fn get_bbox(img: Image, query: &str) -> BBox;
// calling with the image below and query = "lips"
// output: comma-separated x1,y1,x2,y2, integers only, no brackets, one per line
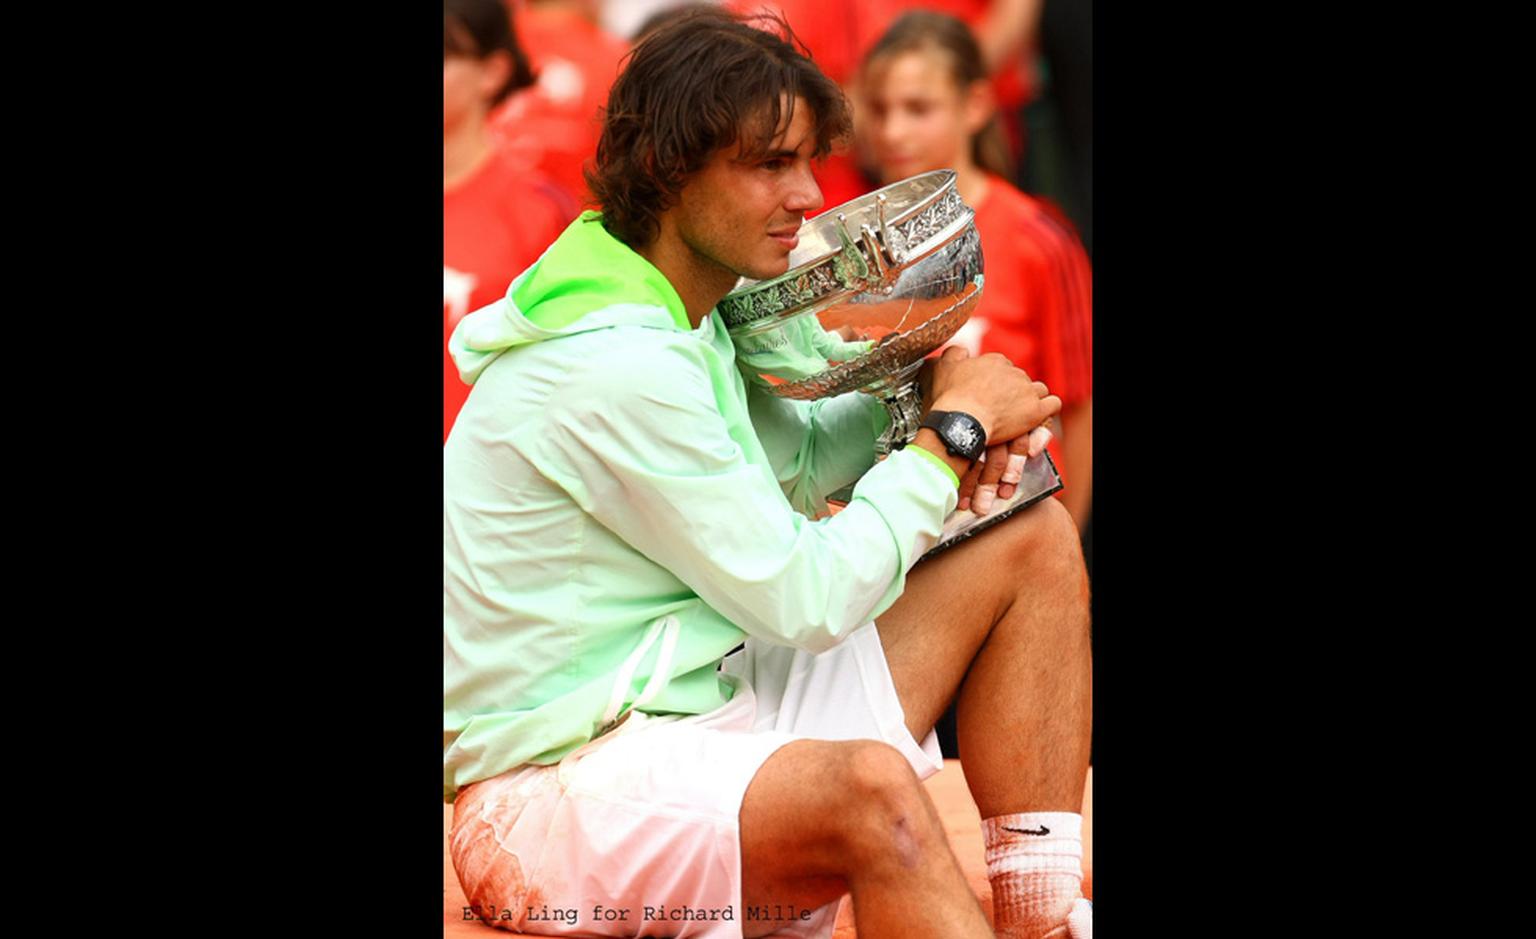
768,224,800,251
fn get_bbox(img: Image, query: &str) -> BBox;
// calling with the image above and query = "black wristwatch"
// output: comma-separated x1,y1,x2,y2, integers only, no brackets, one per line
919,410,987,462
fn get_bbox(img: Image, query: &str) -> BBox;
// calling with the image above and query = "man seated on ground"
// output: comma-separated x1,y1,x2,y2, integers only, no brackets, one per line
444,10,1092,938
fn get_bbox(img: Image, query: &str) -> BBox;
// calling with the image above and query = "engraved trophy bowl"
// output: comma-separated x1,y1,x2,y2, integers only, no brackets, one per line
719,170,1062,552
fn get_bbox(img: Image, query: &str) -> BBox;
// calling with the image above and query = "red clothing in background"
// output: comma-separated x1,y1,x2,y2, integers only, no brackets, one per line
489,6,629,207
444,145,573,441
964,175,1092,476
811,152,875,216
727,0,861,85
725,0,1035,110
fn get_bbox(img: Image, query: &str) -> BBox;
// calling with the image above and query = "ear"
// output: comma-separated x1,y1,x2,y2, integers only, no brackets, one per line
963,78,995,136
478,50,513,100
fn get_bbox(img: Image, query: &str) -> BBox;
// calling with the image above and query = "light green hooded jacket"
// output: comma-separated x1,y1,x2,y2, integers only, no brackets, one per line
443,213,959,802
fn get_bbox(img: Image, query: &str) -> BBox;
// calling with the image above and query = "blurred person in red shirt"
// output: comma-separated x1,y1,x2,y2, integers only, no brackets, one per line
445,0,576,442
860,11,1092,526
487,1,630,206
726,0,1043,208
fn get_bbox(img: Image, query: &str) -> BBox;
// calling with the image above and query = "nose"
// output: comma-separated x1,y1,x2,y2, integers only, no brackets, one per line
786,161,823,215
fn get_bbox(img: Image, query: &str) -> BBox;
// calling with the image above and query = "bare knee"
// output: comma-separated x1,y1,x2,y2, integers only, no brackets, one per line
1020,495,1081,553
990,498,1083,589
836,740,921,803
981,498,1090,641
827,741,943,869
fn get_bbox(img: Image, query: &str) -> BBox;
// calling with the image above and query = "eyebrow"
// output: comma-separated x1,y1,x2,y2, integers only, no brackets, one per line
733,146,799,165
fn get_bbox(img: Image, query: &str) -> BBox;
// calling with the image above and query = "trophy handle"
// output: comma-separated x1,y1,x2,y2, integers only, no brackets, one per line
835,194,905,293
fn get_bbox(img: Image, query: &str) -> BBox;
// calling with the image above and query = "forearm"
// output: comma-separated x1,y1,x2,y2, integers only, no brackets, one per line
545,343,959,652
748,388,890,513
581,444,959,653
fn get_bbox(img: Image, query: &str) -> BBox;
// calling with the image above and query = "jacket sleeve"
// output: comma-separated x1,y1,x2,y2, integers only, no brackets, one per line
536,333,957,654
746,387,890,517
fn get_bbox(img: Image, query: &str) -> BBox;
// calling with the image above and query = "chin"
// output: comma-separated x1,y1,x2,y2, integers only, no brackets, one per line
744,256,792,282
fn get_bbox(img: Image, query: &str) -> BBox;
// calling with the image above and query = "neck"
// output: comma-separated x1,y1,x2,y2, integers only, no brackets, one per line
444,116,492,190
636,223,740,329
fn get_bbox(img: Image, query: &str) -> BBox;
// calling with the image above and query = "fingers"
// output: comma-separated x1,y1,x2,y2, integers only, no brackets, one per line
997,436,1030,499
956,451,985,512
970,443,1010,515
1027,423,1054,459
930,346,971,413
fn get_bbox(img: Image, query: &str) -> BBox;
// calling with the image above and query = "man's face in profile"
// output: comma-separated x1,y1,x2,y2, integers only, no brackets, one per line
668,96,826,284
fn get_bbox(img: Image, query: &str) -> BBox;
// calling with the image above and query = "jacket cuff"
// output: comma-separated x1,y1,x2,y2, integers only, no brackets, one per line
905,443,961,488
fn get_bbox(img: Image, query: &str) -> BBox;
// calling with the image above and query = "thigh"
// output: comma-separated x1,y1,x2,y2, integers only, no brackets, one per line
448,766,572,931
724,625,944,779
874,498,1066,742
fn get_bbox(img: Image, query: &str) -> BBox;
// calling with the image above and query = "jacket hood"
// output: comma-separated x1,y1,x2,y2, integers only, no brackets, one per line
449,212,691,385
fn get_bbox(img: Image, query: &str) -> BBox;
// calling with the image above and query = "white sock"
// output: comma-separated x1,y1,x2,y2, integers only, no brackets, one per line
982,811,1090,939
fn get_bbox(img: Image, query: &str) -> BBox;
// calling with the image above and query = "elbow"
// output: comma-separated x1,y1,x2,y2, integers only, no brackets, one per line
733,600,849,654
758,604,858,655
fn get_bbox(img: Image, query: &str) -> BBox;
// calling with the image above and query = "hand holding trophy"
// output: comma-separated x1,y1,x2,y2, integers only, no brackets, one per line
719,170,1062,554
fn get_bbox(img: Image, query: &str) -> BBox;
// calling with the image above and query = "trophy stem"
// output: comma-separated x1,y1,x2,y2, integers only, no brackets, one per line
874,381,925,456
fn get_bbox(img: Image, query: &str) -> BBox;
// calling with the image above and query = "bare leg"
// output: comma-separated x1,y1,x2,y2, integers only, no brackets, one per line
738,738,992,938
876,497,1092,817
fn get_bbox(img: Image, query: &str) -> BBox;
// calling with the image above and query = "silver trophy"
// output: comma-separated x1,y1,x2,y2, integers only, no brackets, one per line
720,170,1062,553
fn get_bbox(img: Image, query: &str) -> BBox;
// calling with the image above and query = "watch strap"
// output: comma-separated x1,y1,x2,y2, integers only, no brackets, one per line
920,410,987,462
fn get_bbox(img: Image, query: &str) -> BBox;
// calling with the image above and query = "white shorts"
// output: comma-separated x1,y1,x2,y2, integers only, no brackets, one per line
448,622,943,939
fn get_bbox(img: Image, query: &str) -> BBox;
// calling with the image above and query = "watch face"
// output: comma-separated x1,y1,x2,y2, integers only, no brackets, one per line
945,414,983,454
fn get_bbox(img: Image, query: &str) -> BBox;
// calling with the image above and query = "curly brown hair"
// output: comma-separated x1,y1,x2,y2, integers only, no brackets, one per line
586,8,851,249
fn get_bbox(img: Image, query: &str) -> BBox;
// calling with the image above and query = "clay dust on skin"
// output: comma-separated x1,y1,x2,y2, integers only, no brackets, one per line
451,782,530,928
456,846,529,925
